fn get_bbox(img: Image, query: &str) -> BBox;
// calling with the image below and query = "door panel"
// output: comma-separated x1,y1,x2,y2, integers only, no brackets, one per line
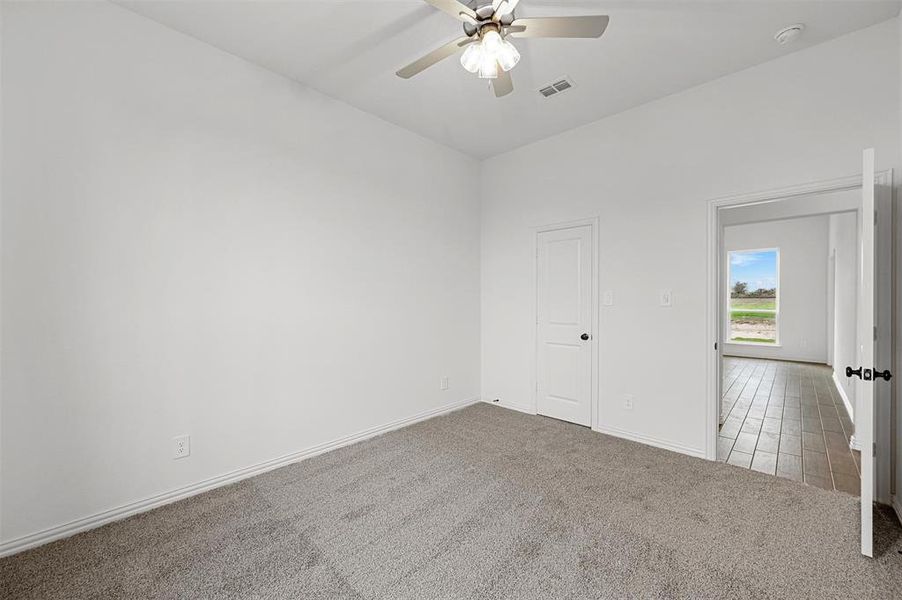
546,342,580,402
537,225,593,426
547,239,582,324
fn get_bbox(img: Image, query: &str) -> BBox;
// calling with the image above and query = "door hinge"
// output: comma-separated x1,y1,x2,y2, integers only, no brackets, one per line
873,442,877,457
874,326,877,341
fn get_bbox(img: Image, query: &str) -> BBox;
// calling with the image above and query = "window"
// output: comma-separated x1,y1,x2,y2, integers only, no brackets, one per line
727,249,779,344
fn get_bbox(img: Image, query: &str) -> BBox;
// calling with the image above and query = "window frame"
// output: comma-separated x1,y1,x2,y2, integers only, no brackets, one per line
725,247,781,347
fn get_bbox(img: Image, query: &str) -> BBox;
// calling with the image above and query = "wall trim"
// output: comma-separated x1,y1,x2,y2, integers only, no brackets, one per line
486,399,535,415
594,424,706,460
0,396,480,558
893,496,902,526
831,370,855,424
492,401,707,460
723,351,827,364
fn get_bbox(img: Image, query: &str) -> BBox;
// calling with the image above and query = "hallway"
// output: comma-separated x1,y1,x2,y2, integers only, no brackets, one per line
717,357,860,495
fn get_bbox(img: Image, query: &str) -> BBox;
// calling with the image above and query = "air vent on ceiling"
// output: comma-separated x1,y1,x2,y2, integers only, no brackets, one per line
538,77,576,98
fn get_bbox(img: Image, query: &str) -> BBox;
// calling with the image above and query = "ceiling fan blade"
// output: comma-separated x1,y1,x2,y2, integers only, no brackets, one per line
424,0,479,24
493,0,521,20
396,36,475,79
507,15,609,38
493,66,513,98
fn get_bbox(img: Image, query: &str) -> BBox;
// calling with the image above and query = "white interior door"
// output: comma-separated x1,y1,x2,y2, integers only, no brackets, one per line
855,148,877,557
536,225,593,426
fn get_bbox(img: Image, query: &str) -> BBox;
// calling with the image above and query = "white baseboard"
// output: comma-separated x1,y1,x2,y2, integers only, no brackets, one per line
485,399,535,415
831,371,855,423
0,396,479,558
722,351,826,364
594,424,707,460
893,496,902,526
491,403,706,460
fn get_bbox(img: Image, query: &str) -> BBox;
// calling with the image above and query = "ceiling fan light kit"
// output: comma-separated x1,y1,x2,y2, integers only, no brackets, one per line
459,26,520,78
397,0,609,98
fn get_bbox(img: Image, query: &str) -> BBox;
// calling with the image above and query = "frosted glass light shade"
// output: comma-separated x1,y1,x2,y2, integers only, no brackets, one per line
497,40,520,71
482,30,503,54
460,43,482,74
478,52,498,79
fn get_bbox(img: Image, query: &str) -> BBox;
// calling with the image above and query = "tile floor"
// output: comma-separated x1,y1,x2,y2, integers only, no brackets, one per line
717,356,861,495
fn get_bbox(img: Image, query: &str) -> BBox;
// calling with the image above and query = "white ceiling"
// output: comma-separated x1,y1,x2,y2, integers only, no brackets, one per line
117,0,900,158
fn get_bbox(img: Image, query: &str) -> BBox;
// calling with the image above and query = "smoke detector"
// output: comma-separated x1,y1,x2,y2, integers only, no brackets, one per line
774,24,804,45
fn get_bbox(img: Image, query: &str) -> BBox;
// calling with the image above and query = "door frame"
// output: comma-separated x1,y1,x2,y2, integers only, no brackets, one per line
532,217,600,429
704,172,893,462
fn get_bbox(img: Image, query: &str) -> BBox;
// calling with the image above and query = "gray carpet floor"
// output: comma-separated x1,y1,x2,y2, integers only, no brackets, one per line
3,403,902,599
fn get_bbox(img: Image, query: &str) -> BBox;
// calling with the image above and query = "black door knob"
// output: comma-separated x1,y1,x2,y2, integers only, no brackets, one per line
873,369,893,381
580,333,590,341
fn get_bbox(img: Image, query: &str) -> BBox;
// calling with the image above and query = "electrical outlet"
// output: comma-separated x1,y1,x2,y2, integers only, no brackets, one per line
603,290,614,306
172,435,190,459
440,376,449,391
659,290,673,307
623,394,635,410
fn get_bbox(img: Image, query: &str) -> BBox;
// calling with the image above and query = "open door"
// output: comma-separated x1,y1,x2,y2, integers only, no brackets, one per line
856,148,876,557
851,148,894,557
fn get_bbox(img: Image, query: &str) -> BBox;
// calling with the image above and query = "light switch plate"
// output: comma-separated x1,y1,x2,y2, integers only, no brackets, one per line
603,290,614,306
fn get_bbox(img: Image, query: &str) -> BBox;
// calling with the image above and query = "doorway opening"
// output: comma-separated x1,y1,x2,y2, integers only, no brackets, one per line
705,159,896,557
717,204,860,493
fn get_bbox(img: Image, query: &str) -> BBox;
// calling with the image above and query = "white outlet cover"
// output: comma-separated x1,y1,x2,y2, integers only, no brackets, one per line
173,435,190,459
440,376,449,390
659,290,673,307
603,290,614,306
623,394,635,410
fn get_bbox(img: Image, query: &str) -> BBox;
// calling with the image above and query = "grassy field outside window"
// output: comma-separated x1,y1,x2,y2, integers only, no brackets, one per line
728,249,779,344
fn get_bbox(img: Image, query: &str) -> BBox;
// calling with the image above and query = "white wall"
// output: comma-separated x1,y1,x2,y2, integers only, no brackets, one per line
0,1,480,548
722,216,828,363
480,19,900,456
828,212,858,418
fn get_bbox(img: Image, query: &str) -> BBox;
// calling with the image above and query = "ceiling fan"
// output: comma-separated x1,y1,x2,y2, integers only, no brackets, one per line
396,0,609,98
